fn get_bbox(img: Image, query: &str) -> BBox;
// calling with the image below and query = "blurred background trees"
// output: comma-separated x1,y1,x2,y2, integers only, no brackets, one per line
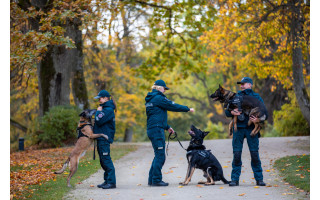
10,0,310,150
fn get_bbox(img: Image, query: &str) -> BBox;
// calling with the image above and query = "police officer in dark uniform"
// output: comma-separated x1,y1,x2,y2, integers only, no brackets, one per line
225,77,268,187
145,80,194,186
93,90,117,189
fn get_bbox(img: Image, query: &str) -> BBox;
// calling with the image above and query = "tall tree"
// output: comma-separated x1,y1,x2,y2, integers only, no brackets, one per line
11,0,92,116
202,0,310,124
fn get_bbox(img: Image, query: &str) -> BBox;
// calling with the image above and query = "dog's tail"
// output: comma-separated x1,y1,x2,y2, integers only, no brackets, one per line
54,157,70,174
221,176,230,184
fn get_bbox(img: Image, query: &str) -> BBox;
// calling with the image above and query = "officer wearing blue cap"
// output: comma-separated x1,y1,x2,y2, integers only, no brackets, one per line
225,77,267,187
145,79,194,186
93,90,117,189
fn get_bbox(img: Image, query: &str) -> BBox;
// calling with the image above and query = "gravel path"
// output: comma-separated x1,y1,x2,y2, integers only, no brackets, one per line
64,136,310,200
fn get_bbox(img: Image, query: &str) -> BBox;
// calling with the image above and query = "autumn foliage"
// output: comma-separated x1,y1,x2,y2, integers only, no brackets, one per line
10,147,74,199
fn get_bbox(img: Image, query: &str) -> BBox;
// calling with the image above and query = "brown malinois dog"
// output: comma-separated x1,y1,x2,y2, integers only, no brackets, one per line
54,109,108,187
210,85,267,136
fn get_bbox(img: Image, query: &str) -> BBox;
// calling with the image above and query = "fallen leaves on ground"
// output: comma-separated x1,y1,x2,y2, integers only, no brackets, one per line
238,193,246,196
10,147,76,199
161,194,167,196
196,185,204,188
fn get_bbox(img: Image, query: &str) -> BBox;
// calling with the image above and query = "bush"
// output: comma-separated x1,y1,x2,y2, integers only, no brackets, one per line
205,121,227,139
273,91,309,136
38,105,81,147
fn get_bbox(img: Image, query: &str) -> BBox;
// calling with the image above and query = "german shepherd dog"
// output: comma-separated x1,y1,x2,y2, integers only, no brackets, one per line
54,109,108,187
210,85,267,136
179,125,229,186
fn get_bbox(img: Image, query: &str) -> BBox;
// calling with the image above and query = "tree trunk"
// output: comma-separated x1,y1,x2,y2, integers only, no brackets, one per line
123,127,133,142
69,18,89,110
290,1,310,125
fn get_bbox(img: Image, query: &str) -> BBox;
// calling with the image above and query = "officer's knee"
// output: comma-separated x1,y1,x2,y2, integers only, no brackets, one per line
233,151,242,166
250,151,260,164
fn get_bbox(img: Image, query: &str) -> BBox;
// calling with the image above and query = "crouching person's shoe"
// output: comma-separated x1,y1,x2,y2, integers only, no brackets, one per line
97,182,107,188
102,183,116,189
256,180,266,186
229,180,239,186
151,181,169,187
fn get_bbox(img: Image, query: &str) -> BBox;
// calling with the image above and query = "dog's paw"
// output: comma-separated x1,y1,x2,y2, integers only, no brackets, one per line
179,182,187,186
197,181,206,184
250,132,257,137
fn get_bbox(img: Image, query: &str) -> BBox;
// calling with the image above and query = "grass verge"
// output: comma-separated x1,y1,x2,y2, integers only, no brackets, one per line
11,144,138,199
274,154,310,192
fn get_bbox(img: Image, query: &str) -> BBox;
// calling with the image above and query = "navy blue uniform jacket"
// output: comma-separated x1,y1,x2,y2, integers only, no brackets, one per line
225,89,268,128
93,100,116,143
145,89,190,130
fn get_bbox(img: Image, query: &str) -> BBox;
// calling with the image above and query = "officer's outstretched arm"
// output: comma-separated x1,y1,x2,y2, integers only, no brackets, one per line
158,97,190,112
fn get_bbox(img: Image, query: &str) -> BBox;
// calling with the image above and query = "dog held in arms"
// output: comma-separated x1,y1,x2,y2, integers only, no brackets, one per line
54,109,108,187
179,125,230,186
210,85,267,136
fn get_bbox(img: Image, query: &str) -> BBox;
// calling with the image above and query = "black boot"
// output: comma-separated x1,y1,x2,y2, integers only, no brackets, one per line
256,180,266,186
229,180,239,186
97,182,107,188
151,181,169,186
101,183,116,189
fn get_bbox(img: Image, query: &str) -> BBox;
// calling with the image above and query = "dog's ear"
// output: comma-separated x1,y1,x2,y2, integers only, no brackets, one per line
203,131,210,137
79,111,85,117
219,84,225,93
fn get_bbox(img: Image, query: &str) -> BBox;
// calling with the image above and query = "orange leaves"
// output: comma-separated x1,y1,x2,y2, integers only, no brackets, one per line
10,147,74,199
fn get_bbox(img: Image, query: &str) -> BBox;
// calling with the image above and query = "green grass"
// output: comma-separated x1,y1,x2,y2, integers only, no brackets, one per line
274,154,310,192
27,144,138,200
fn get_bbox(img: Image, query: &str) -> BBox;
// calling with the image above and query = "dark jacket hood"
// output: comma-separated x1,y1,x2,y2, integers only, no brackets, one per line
100,100,115,110
145,89,165,103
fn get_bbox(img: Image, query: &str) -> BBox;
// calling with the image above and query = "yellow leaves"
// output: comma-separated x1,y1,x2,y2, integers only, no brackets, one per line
196,185,204,188
254,186,260,188
238,193,246,196
161,194,167,196
178,186,184,188
223,166,228,168
219,187,224,189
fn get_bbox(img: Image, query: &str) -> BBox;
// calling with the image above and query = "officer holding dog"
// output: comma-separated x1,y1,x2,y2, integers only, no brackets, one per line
226,77,267,187
145,80,194,186
93,90,117,189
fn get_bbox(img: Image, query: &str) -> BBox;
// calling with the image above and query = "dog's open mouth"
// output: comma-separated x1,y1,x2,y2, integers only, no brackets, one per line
188,130,194,135
211,97,219,101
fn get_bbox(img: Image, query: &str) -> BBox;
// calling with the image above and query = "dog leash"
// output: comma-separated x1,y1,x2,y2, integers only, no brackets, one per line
93,139,96,160
166,132,187,156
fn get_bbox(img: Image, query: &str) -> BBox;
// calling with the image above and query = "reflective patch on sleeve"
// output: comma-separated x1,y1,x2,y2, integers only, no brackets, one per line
172,101,175,104
98,112,105,118
145,103,153,107
103,152,109,156
158,147,163,149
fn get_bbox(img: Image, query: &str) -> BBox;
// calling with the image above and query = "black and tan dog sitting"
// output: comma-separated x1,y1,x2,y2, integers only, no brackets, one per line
210,85,267,136
179,125,229,186
54,109,108,187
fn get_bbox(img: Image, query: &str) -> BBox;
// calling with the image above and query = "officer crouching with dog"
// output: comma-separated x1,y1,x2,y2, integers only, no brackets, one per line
93,90,117,189
226,77,268,187
145,80,194,186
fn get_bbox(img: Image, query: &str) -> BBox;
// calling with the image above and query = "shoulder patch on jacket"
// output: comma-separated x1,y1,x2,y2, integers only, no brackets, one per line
96,112,105,121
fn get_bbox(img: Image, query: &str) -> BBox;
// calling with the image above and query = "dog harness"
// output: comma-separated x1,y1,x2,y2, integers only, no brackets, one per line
77,123,92,139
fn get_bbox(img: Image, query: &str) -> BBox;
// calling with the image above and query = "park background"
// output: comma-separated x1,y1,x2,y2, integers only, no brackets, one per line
10,0,310,150
8,0,314,199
